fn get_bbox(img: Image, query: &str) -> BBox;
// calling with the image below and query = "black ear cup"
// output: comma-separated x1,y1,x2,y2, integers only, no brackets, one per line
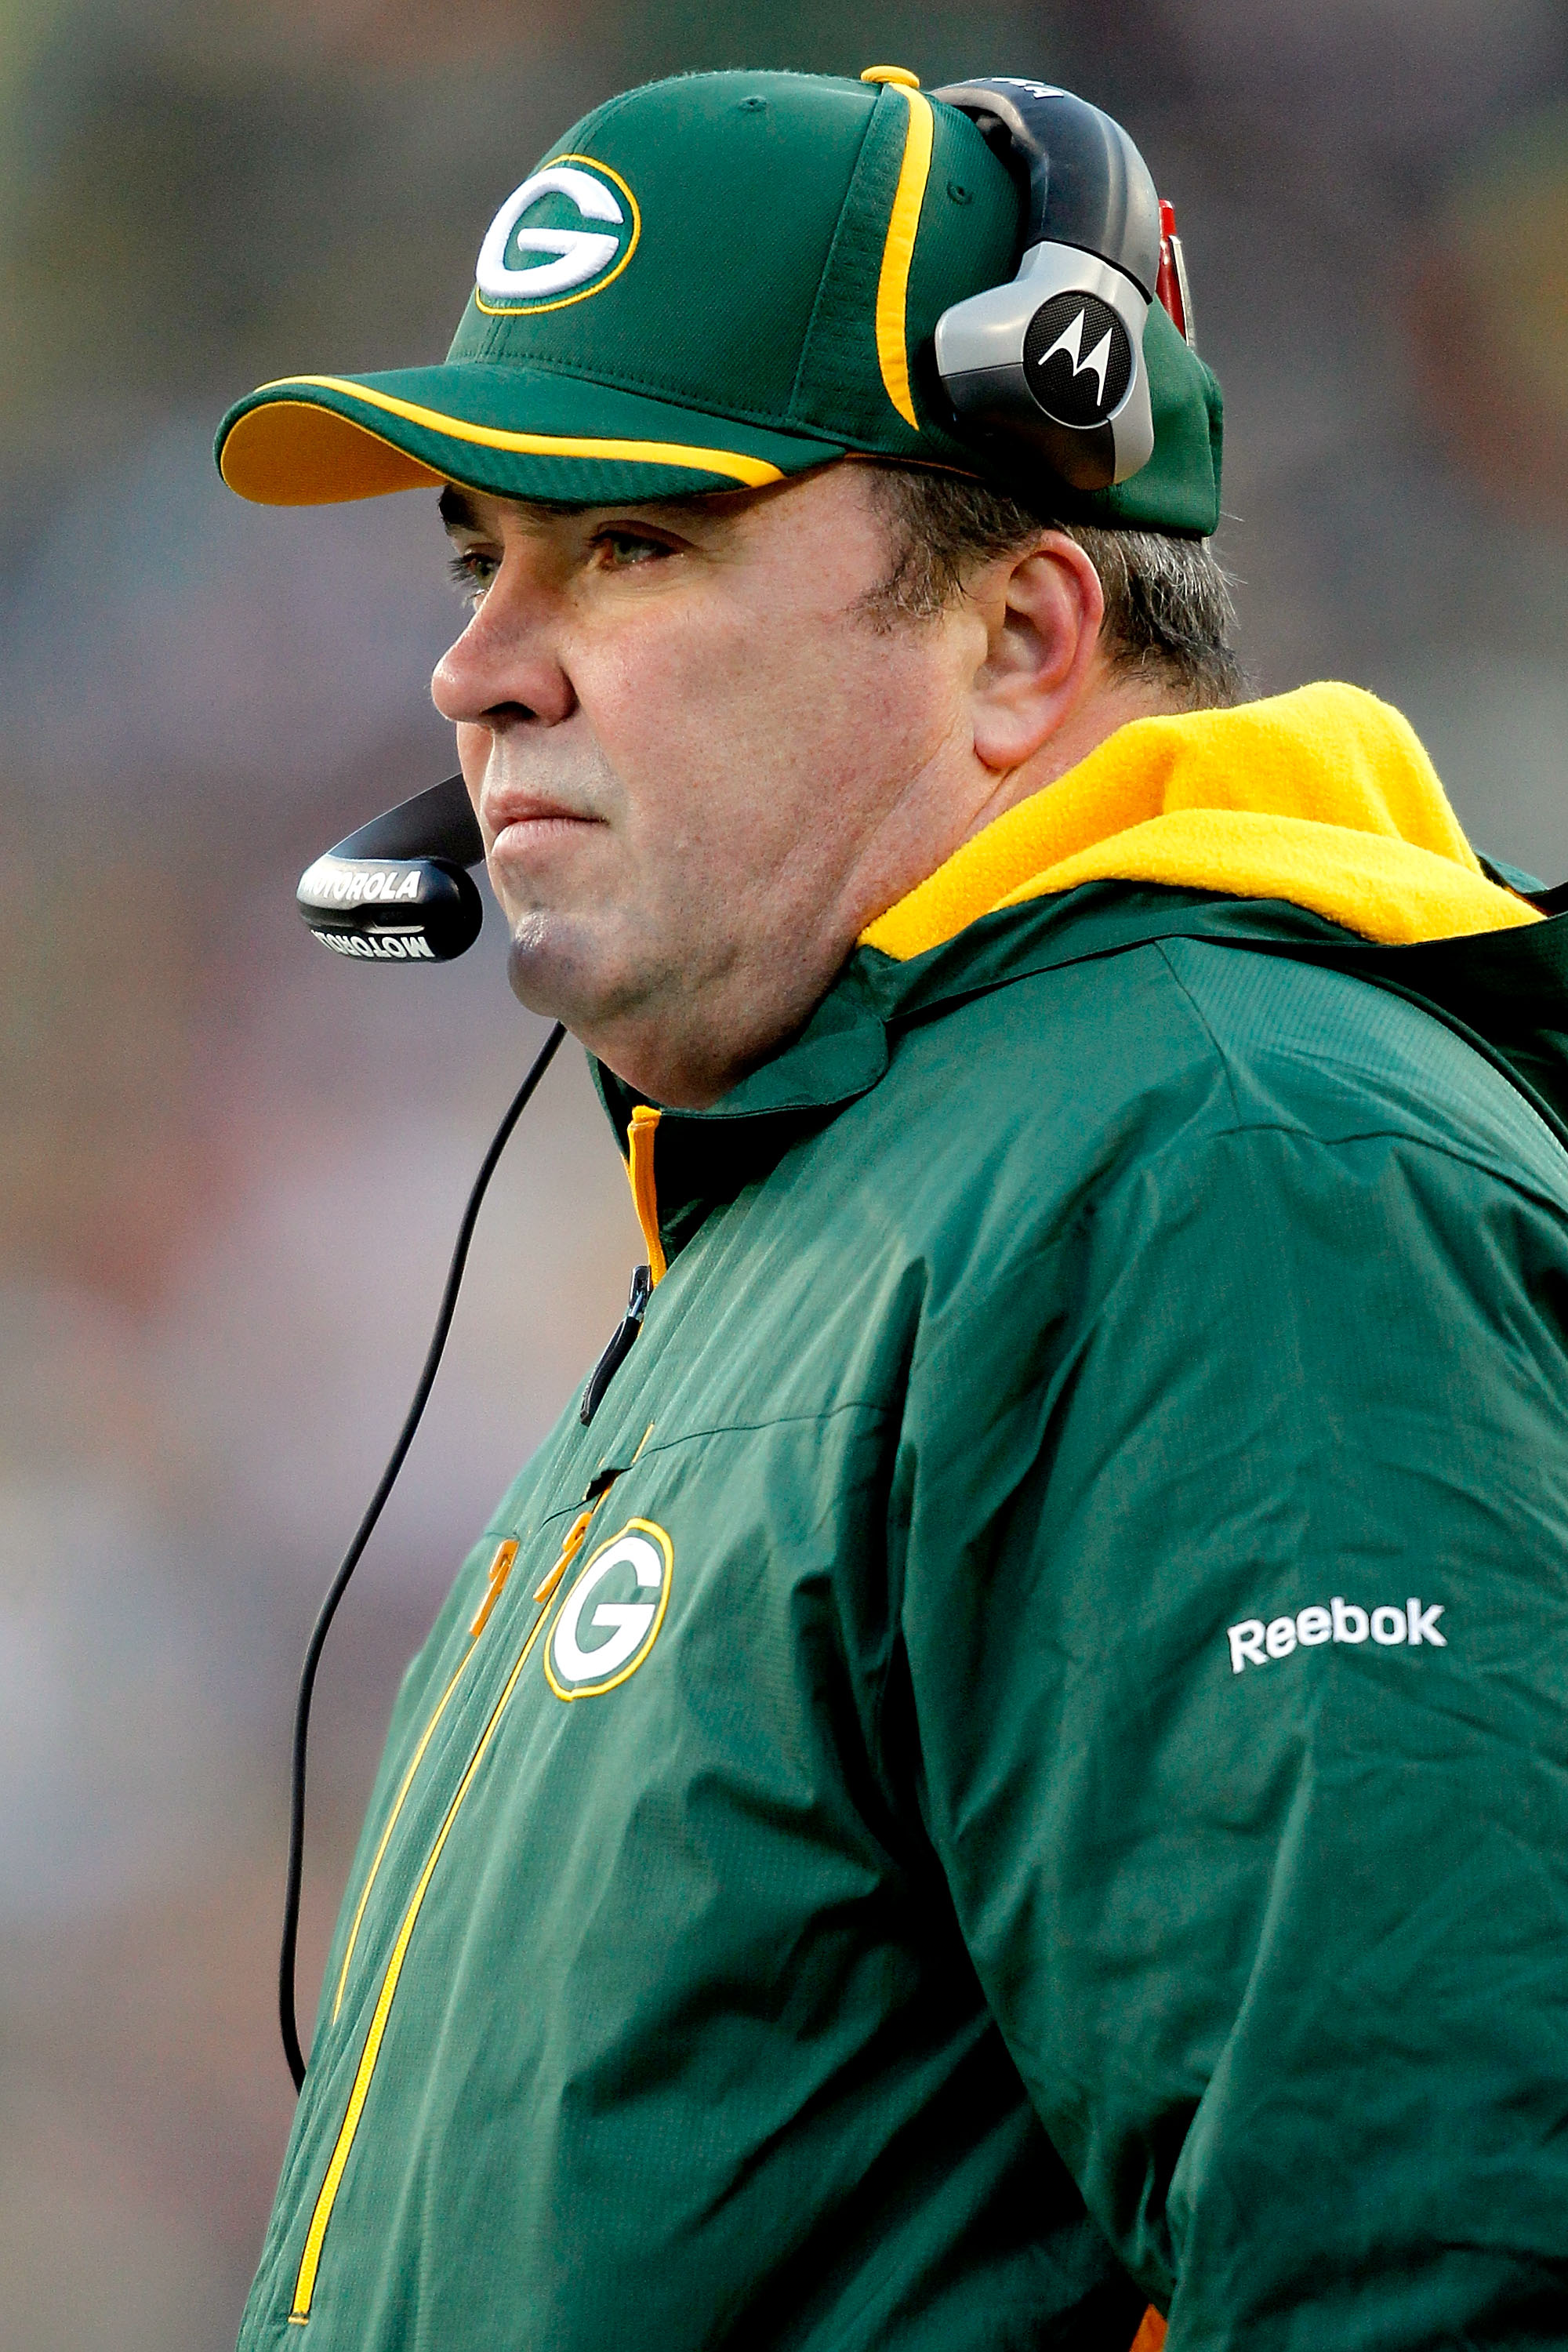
931,79,1161,493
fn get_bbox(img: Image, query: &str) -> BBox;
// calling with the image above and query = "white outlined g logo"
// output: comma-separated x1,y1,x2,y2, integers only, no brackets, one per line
546,1519,672,1699
475,157,640,313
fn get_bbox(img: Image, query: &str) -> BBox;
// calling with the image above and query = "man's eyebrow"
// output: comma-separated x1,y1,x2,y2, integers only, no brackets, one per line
438,485,491,535
618,491,751,525
439,484,584,532
437,483,761,536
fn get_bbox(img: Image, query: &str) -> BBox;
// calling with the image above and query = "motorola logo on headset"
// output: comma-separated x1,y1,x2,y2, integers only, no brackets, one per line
1023,293,1134,430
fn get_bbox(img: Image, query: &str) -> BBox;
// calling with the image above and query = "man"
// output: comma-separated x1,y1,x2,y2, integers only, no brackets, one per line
217,65,1568,2351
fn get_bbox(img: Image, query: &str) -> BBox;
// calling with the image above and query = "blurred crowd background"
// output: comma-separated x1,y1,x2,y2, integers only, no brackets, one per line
2,0,1566,2342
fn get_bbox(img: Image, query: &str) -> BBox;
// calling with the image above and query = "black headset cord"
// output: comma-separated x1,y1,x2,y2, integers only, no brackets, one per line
278,1019,567,2092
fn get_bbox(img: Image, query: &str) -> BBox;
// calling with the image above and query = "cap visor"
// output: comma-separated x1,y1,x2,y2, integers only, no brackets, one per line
216,364,847,506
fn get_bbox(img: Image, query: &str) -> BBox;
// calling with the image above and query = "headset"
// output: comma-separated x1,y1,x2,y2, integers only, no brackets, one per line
275,74,1196,2092
931,76,1189,492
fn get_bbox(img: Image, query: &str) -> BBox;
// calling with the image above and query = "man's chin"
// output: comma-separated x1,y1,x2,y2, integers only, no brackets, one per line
506,917,575,1021
503,914,712,1100
504,913,634,1039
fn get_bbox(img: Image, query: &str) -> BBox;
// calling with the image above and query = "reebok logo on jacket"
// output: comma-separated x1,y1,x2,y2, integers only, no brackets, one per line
1228,1597,1446,1671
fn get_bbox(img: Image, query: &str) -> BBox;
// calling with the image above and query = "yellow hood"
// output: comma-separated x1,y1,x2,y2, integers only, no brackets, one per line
861,681,1540,961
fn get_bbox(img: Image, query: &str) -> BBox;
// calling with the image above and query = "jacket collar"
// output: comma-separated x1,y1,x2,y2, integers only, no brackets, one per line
594,879,1568,1273
861,681,1536,960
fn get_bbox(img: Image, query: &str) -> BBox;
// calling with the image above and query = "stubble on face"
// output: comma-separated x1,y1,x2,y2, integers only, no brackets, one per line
431,464,982,1106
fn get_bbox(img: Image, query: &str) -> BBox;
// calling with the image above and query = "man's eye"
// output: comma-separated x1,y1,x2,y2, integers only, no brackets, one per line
596,529,670,568
447,550,499,605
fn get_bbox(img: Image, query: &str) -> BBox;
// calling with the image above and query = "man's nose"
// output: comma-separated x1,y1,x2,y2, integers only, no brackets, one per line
431,572,576,728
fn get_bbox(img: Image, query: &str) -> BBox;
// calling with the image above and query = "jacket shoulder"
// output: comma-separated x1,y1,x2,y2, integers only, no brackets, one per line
848,932,1568,1316
1155,933,1568,1199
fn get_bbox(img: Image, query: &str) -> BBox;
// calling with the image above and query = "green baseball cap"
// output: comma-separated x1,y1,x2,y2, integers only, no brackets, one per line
216,67,1222,533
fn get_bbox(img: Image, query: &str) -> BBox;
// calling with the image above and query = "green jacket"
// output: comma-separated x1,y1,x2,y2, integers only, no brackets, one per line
241,693,1568,2350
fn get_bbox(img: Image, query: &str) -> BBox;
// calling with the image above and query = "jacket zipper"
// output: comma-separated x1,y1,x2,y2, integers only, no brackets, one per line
289,1436,653,2324
575,1099,664,1430
581,1264,652,1425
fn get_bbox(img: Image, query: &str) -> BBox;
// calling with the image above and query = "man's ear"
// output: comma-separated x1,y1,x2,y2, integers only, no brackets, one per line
968,532,1106,773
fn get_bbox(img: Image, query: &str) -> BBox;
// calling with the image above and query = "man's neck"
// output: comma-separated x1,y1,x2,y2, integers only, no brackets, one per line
583,676,1191,1112
958,673,1188,850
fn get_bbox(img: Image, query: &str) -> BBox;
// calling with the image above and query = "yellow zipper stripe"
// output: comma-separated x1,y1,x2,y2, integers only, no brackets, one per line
328,1635,482,2026
873,86,935,430
626,1106,666,1283
290,1597,557,2322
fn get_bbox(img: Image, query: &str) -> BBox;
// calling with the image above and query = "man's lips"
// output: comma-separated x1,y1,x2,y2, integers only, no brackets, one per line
482,792,604,855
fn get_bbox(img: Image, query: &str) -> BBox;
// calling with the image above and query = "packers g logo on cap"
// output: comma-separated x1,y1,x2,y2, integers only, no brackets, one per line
475,155,641,315
545,1519,672,1699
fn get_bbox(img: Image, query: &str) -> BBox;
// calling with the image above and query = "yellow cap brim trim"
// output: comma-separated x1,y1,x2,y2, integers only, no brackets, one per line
873,86,935,432
220,376,788,505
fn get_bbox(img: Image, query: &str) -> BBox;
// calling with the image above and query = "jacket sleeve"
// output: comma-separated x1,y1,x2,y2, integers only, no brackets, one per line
893,1112,1568,2347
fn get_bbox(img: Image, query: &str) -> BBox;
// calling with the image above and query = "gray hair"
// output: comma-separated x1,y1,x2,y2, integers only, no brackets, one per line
858,466,1247,712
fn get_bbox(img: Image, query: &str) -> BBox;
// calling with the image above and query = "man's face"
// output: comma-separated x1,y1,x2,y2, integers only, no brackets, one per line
431,463,986,1106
